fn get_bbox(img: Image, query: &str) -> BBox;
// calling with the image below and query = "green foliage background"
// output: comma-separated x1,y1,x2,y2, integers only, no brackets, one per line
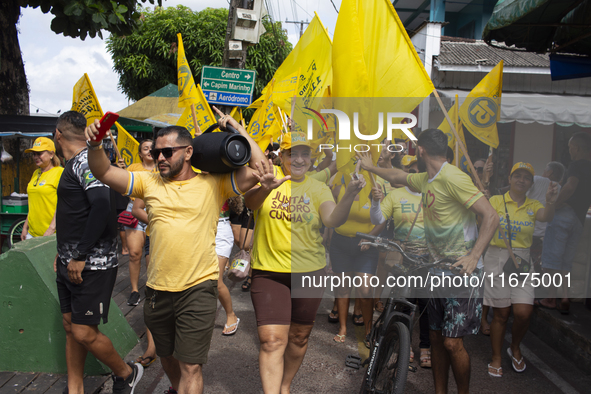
107,5,292,102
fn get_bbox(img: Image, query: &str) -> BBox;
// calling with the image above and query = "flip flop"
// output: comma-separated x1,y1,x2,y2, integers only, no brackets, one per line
222,317,240,336
352,314,364,326
333,334,346,343
507,347,526,372
328,309,339,323
136,355,157,368
488,363,503,377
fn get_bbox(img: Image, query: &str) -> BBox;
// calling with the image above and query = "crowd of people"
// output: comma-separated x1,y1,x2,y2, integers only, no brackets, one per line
20,108,591,394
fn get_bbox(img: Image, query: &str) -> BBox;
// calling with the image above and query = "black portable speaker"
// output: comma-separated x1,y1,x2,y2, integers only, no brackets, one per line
190,123,251,173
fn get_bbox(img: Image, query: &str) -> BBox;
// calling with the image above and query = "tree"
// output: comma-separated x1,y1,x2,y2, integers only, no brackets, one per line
0,0,158,115
106,5,292,101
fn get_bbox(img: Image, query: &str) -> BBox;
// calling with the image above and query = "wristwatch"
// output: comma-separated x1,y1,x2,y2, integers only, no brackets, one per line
71,250,87,262
86,140,103,151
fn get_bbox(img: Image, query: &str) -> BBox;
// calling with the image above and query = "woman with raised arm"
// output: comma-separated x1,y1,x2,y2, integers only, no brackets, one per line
245,132,365,393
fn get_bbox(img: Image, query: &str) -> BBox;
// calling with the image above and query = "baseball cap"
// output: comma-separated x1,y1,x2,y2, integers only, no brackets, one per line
280,131,310,151
510,162,535,177
401,155,417,167
25,137,55,153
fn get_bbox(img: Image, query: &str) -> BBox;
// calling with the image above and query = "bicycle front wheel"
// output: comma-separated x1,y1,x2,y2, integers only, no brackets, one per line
371,321,410,394
8,218,26,249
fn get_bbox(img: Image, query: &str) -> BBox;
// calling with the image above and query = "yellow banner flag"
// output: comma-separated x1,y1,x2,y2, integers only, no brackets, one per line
115,123,140,167
177,33,200,108
272,69,300,115
459,61,503,148
176,84,216,136
438,99,470,172
261,13,332,105
247,80,282,152
71,73,104,126
230,107,243,124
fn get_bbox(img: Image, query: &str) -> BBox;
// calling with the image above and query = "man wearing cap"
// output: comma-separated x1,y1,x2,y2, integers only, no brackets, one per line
85,108,268,394
22,137,63,240
484,162,557,377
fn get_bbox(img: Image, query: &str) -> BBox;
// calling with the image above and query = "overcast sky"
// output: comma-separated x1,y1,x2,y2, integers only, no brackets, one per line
18,0,339,116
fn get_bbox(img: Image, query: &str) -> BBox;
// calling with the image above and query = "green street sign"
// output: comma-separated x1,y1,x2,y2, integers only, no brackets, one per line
201,66,257,106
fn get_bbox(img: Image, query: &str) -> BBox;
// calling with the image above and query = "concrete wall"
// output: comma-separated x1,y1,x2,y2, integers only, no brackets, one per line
512,122,554,175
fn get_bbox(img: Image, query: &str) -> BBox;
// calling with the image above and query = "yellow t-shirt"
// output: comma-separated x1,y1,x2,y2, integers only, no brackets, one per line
334,182,373,238
375,175,397,196
251,166,334,273
407,162,483,263
309,168,331,185
381,186,425,246
26,166,64,237
127,162,157,173
489,192,543,249
125,171,241,291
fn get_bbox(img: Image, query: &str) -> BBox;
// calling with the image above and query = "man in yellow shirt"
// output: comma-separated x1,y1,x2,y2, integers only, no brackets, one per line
357,128,499,394
85,109,268,394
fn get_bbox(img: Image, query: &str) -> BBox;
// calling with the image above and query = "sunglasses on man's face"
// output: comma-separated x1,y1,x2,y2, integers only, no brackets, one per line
150,146,188,159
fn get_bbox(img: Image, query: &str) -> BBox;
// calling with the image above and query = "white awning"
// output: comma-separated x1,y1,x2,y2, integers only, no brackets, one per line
436,89,591,127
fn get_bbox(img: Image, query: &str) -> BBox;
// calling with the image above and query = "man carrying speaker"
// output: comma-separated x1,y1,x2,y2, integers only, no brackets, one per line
84,107,272,394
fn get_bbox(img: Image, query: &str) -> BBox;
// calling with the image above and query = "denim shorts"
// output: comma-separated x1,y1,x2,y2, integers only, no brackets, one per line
329,232,379,274
541,205,583,272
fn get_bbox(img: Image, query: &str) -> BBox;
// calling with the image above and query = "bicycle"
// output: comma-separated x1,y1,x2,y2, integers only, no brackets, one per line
355,232,459,394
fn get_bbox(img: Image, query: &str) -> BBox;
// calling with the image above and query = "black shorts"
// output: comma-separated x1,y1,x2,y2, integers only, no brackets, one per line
56,260,118,325
230,208,254,229
329,232,379,275
250,269,325,326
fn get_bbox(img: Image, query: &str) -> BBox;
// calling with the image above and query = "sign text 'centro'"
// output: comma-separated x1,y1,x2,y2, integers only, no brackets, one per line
308,110,418,141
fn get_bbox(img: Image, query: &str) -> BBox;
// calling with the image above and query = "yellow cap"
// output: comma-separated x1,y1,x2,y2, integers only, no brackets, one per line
510,162,535,177
280,131,310,151
401,155,417,167
25,137,55,153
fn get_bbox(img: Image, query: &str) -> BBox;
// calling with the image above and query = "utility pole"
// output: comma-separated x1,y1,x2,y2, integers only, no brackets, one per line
284,19,309,38
223,0,249,71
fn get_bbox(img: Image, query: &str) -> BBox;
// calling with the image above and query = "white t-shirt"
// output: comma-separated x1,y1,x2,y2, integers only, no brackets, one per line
526,175,561,237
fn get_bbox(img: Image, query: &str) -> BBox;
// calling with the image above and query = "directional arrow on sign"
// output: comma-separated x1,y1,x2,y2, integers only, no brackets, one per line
204,81,210,87
245,75,251,80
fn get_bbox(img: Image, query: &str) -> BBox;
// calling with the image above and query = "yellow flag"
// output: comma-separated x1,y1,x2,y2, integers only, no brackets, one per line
261,13,332,104
176,84,216,136
438,99,470,172
177,33,200,108
247,80,282,152
115,123,140,167
459,61,503,148
71,73,104,126
271,69,301,115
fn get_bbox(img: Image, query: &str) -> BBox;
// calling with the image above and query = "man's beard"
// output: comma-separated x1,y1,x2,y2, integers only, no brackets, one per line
417,150,427,172
160,155,184,179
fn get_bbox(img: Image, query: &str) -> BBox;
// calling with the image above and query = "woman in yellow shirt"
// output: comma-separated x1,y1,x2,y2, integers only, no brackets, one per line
22,137,63,239
485,162,557,378
245,132,365,394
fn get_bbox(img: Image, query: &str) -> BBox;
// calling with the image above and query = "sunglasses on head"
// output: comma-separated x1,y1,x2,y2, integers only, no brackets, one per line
150,146,188,159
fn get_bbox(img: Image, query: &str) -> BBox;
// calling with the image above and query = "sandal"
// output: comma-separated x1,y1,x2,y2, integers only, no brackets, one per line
136,355,157,368
409,348,414,363
328,309,339,323
222,317,240,336
488,363,503,377
507,347,526,372
352,314,364,326
241,276,251,292
420,348,431,368
333,334,346,343
364,334,371,349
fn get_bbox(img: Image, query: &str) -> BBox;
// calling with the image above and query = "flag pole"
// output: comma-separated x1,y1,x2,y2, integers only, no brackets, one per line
433,89,485,192
110,125,123,162
454,95,459,166
290,95,297,132
276,107,289,134
190,104,201,135
240,108,246,128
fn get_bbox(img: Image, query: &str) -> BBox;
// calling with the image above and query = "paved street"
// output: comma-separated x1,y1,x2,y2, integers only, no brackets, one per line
98,266,591,394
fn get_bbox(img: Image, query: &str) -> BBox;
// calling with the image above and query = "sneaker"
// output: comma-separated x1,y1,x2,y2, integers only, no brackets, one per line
164,388,178,394
112,362,143,394
127,291,140,306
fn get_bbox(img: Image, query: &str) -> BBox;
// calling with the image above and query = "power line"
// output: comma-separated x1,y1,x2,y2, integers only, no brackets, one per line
329,0,339,13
